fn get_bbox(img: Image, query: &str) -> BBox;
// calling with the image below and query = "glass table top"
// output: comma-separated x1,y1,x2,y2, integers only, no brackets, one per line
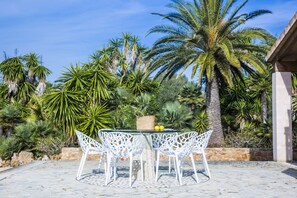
100,129,182,134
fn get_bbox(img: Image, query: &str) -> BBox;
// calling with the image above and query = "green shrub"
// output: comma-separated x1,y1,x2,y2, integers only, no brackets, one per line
0,120,62,159
194,110,208,133
158,101,193,130
35,137,65,157
225,129,271,148
0,136,18,160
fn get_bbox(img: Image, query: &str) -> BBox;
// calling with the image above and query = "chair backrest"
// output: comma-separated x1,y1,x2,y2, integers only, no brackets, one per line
194,130,213,150
159,132,198,157
99,131,143,158
174,132,198,155
75,130,104,153
151,133,177,150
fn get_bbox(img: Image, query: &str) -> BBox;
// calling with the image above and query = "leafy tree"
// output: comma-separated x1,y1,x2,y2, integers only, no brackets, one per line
146,0,272,146
156,75,188,107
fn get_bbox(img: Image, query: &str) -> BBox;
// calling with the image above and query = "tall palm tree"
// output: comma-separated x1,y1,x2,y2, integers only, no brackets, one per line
23,53,39,83
145,0,272,146
33,65,51,95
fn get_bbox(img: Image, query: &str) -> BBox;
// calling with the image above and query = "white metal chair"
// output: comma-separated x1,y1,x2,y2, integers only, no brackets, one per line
75,130,106,180
99,131,144,187
155,132,199,185
192,130,213,178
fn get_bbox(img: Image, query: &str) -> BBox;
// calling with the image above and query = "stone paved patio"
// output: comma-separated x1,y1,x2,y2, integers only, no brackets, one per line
0,160,297,197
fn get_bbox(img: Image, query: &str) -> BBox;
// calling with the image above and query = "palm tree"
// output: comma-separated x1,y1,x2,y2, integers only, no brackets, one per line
23,53,39,83
23,53,52,95
247,73,271,124
146,0,272,146
0,56,25,99
33,65,51,95
178,82,204,111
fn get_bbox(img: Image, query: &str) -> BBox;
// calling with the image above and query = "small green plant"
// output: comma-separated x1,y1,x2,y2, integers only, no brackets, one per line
35,137,65,157
0,136,17,160
194,110,208,133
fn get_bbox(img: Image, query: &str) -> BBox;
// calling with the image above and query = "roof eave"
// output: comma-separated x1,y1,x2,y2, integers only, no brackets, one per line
266,12,297,63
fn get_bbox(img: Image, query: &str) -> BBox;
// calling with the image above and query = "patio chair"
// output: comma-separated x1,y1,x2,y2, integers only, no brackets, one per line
152,133,177,173
192,130,213,178
99,131,144,187
155,132,199,185
75,130,106,180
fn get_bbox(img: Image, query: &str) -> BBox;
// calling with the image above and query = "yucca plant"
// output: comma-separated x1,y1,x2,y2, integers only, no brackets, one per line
77,104,111,137
42,89,83,137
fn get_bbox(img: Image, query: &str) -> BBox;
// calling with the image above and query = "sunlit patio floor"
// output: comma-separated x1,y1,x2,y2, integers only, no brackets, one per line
1,160,297,197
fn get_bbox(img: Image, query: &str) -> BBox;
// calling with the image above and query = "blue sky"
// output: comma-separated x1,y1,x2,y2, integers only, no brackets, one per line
0,0,296,82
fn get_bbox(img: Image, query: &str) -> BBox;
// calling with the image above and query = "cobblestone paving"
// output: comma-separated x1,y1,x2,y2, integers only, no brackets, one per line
0,160,297,197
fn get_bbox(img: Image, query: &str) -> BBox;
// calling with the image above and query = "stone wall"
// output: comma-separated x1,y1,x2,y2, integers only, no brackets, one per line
204,148,273,161
60,147,293,161
61,148,100,160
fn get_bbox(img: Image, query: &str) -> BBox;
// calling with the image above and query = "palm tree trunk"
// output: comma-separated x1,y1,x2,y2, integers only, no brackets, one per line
206,74,224,147
261,92,267,124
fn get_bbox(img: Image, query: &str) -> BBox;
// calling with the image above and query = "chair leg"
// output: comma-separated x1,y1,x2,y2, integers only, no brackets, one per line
175,156,182,185
97,153,103,173
201,151,211,178
168,157,171,173
180,160,184,177
105,154,111,185
173,157,177,179
155,151,160,182
77,153,87,180
103,153,107,176
113,158,117,181
76,154,84,179
140,153,144,182
190,153,199,183
129,154,133,187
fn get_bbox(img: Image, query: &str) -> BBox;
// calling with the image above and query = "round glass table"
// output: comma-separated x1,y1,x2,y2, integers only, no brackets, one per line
99,129,182,181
